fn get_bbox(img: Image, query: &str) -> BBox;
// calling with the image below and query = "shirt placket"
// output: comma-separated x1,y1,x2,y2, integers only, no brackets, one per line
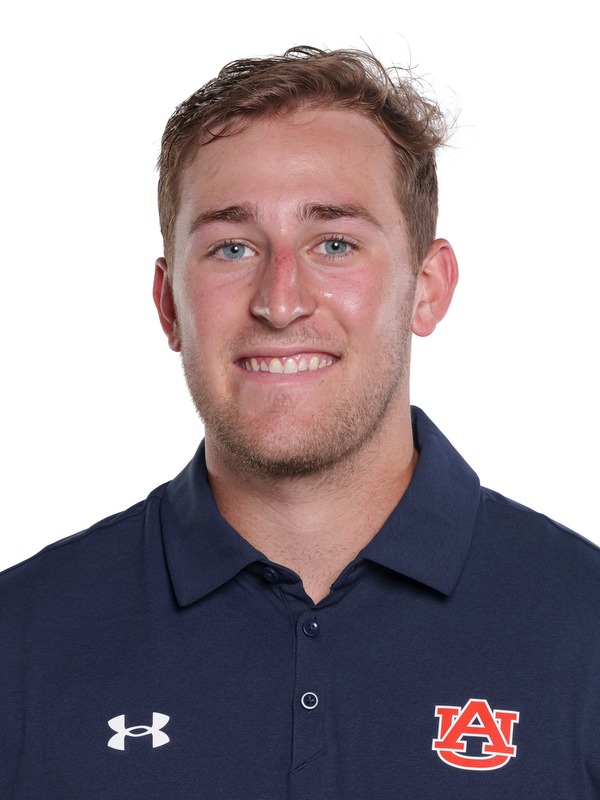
288,607,327,799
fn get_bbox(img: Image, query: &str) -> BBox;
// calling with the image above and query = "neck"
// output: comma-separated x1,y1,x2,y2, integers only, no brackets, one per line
205,407,416,604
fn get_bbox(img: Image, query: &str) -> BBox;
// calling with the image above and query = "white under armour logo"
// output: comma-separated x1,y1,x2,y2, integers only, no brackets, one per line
107,713,170,750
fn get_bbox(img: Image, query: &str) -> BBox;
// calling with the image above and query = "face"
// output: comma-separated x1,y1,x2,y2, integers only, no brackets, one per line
155,108,426,477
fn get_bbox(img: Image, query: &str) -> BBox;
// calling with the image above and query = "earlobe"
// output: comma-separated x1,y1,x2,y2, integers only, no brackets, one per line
411,239,459,338
153,257,181,352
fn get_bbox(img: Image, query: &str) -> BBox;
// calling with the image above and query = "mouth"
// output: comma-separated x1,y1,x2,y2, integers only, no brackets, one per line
237,353,338,374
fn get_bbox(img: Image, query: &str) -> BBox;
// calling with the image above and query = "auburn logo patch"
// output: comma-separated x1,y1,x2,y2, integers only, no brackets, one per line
432,698,519,771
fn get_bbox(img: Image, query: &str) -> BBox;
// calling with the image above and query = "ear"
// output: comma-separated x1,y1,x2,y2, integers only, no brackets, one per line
153,257,181,352
411,239,459,337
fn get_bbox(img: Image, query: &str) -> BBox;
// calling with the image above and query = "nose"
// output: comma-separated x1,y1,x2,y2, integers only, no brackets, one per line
250,249,316,328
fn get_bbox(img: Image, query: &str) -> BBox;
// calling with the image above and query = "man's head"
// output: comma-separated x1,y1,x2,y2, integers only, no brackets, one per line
157,46,448,273
153,48,458,479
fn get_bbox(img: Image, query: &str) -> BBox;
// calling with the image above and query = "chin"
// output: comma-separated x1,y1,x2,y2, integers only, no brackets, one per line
202,400,395,480
221,440,346,477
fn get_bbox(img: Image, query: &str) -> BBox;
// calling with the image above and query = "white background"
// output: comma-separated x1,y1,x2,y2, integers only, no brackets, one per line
1,0,598,572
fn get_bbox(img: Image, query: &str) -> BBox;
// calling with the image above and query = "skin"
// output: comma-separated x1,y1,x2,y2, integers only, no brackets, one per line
154,108,458,602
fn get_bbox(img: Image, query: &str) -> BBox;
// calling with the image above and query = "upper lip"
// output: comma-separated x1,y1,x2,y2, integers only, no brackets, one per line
234,346,338,360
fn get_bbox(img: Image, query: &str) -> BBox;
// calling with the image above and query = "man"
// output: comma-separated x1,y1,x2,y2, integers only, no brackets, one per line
1,46,598,798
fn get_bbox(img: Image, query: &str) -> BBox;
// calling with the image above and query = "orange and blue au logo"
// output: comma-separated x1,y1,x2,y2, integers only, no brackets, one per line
432,698,519,771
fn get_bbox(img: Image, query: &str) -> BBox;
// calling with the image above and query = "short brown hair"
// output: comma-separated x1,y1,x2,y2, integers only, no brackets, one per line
158,46,448,271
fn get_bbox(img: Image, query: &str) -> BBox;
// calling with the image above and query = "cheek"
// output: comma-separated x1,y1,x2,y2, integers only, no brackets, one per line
173,270,230,338
322,267,410,331
318,268,377,314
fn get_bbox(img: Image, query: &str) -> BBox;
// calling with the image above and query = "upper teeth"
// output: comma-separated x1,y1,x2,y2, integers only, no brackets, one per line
243,356,334,373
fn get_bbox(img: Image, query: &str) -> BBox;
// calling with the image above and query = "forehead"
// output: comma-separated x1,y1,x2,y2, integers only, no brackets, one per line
177,108,399,215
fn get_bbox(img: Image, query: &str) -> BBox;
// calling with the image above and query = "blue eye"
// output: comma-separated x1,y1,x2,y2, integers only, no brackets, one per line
314,238,354,256
220,243,251,260
322,239,348,255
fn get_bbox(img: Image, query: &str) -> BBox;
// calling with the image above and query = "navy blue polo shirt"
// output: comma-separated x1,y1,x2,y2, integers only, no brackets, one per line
1,407,599,799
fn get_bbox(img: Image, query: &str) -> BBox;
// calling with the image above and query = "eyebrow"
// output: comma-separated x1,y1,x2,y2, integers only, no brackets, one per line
188,200,384,235
297,202,383,231
189,203,258,235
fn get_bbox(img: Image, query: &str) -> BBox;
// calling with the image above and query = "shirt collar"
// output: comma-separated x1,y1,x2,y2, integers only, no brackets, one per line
360,407,480,596
160,449,264,607
161,407,480,606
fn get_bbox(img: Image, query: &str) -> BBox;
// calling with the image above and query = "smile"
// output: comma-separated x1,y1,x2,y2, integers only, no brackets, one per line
239,354,336,374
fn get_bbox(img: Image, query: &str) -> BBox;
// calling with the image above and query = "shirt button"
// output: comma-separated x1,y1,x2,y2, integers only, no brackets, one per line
301,692,319,710
302,619,320,638
262,567,279,583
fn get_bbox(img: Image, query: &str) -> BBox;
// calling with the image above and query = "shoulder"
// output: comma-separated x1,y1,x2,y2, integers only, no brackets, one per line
479,485,599,555
0,484,169,610
474,485,600,602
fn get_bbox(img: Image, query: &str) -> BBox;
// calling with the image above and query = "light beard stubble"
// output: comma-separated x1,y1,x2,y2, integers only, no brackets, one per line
180,290,416,479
